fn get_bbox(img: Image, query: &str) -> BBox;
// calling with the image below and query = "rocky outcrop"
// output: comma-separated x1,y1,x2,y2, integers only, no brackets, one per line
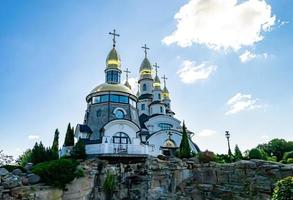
1,158,292,200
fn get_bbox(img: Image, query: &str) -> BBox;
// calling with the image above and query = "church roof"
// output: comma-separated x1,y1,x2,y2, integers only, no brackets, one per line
138,93,153,100
139,57,153,79
124,80,131,89
78,124,93,133
106,47,121,70
90,83,134,95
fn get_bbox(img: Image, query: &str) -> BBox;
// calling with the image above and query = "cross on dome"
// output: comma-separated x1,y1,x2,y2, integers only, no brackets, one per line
153,63,160,76
141,44,150,58
124,68,131,81
162,75,168,87
109,29,120,47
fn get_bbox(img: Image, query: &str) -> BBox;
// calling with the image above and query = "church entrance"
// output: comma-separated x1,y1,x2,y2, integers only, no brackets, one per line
112,132,131,153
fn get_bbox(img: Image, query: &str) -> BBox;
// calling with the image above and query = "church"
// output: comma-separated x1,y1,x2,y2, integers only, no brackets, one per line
60,30,200,158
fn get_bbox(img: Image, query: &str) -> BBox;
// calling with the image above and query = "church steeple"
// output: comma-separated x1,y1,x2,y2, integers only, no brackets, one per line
153,63,161,89
139,44,153,80
162,75,170,100
124,68,131,89
105,29,122,84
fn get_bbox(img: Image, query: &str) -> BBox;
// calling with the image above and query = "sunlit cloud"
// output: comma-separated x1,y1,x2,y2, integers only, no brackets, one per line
163,0,276,51
28,135,41,140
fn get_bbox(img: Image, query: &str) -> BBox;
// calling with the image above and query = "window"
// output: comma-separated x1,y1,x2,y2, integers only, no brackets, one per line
115,109,125,119
92,96,100,104
158,123,173,130
141,104,145,110
143,84,147,91
129,98,137,108
100,95,109,102
106,71,120,83
158,93,161,100
119,96,128,103
110,94,119,102
112,132,131,144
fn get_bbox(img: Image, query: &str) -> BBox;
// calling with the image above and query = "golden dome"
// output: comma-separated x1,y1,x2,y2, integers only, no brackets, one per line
90,83,134,95
153,75,161,89
163,86,170,99
106,47,121,70
124,80,131,89
139,57,152,79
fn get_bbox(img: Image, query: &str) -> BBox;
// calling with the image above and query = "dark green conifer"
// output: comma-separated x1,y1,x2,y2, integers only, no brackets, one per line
64,123,74,146
52,129,59,152
179,121,191,158
234,144,243,160
71,139,86,159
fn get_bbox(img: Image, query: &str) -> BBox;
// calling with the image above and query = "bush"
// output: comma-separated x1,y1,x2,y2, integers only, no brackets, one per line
267,156,277,162
17,149,32,167
248,148,267,160
287,158,293,164
283,151,293,161
272,176,293,200
215,154,233,163
71,140,86,160
32,159,81,189
103,171,116,200
197,150,215,163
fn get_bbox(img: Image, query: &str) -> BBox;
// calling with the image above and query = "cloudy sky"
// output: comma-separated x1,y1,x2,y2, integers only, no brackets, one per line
0,0,292,158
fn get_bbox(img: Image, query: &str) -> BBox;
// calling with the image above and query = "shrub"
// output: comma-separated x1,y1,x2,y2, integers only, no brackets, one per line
283,151,293,161
215,154,233,163
17,149,32,167
197,150,215,163
71,140,86,160
234,145,243,160
267,156,277,162
272,176,293,200
248,148,267,160
103,171,116,200
32,159,81,189
287,158,293,164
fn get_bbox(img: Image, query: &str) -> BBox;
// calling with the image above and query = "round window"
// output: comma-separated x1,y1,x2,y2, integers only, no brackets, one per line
115,110,125,119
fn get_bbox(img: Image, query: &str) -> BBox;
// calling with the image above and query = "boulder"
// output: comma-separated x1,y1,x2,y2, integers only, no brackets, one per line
2,174,22,189
27,173,40,184
24,163,33,171
0,168,9,176
11,169,23,176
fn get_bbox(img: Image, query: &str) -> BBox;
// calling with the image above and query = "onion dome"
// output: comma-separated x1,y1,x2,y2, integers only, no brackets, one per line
162,86,170,99
139,57,152,79
90,83,133,95
124,80,131,89
106,47,121,70
153,75,161,89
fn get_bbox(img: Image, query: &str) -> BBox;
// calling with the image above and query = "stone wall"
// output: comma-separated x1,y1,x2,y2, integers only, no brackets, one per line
1,157,292,200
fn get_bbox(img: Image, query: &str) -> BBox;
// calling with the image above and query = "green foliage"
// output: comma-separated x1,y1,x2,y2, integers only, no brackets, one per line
103,171,116,200
32,159,81,189
52,129,59,153
30,142,58,165
1,165,25,172
0,150,13,166
283,151,293,160
178,121,191,158
234,145,243,160
248,148,268,160
267,156,277,162
267,138,287,161
197,150,215,163
214,154,233,163
17,149,32,167
64,123,75,147
287,158,293,164
272,176,293,200
71,140,86,160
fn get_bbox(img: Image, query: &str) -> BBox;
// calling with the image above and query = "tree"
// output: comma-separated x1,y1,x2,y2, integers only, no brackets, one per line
0,150,13,166
64,123,74,147
267,139,287,161
234,145,243,160
71,140,86,160
249,148,267,160
179,121,191,158
52,129,59,153
272,176,293,200
30,142,58,165
17,149,32,167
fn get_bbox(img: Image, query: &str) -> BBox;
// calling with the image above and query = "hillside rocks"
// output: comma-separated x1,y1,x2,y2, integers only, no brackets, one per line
1,158,292,200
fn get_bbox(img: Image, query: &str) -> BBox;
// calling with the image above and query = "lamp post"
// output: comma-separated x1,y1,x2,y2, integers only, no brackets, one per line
225,131,232,156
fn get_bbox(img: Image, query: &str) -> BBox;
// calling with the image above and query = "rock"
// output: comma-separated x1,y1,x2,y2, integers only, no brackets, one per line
157,155,168,161
11,169,23,176
21,176,29,185
27,173,40,184
0,168,9,176
2,174,22,189
24,163,33,171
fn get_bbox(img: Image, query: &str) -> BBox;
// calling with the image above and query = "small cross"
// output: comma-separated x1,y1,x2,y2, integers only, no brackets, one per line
124,68,131,81
109,29,120,47
161,75,168,86
153,63,160,76
141,44,150,57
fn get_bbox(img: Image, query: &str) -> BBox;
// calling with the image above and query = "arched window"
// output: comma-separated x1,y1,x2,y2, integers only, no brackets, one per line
158,123,173,130
160,106,163,113
158,93,161,100
143,84,147,91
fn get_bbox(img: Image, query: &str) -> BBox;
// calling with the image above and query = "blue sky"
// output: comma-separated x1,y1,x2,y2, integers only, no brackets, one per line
0,0,292,158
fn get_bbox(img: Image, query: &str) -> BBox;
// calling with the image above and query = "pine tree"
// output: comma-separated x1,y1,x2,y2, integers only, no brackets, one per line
64,123,74,146
52,129,59,152
179,121,191,158
71,140,86,159
234,144,243,160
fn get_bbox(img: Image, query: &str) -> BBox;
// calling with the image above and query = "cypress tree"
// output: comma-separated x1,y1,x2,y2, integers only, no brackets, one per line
52,129,59,152
234,144,243,160
179,121,191,158
64,123,74,146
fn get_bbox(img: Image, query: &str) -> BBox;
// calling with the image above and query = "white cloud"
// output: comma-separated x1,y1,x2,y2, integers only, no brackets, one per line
226,92,263,115
198,129,217,137
163,0,276,50
122,77,139,94
239,50,256,63
177,60,217,84
28,135,41,140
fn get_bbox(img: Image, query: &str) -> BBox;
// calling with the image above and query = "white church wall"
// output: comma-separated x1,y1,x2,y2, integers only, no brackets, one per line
145,115,181,134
